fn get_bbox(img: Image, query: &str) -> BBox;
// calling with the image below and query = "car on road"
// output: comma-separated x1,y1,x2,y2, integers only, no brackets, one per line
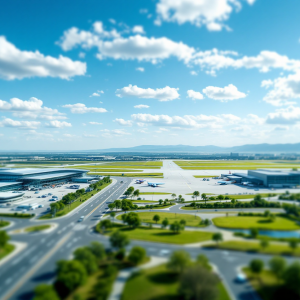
37,196,41,198
48,193,52,196
35,191,39,194
49,199,56,201
78,216,85,222
235,273,247,283
38,204,44,208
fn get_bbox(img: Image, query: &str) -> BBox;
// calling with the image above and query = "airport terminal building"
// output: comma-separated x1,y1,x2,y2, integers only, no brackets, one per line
222,170,300,188
0,168,97,192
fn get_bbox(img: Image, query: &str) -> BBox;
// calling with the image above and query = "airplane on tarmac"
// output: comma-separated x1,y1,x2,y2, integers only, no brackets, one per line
218,181,233,185
147,182,165,187
135,179,146,184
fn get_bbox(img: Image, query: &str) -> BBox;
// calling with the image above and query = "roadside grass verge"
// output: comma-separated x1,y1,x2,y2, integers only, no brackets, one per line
0,220,10,228
131,200,158,203
213,216,300,230
0,213,33,218
0,244,15,260
193,175,218,178
117,212,204,227
88,172,164,178
122,264,231,300
24,224,51,232
204,240,300,257
66,165,161,169
40,181,112,219
103,224,213,244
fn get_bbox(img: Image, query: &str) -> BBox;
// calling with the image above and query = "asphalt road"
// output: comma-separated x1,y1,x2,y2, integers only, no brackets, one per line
0,176,297,300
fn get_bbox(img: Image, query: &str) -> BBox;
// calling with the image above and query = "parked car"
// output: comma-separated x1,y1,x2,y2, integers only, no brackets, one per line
35,191,39,194
38,204,44,208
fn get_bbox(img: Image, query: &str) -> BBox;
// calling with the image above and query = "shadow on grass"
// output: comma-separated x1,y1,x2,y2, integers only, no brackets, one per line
147,271,178,285
257,220,273,224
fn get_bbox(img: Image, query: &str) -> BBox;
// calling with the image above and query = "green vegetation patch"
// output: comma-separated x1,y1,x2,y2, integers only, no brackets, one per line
193,175,218,178
106,224,212,244
0,213,33,218
122,264,230,300
213,216,300,230
25,224,51,232
0,220,10,228
88,172,163,178
0,243,15,260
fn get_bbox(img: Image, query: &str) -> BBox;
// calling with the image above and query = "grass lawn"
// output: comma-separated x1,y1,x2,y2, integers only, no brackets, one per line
122,264,231,300
193,175,218,178
0,213,33,218
213,216,300,230
0,220,10,228
106,224,213,244
0,243,15,260
88,172,164,178
118,212,203,227
205,240,300,257
40,181,112,219
25,224,51,232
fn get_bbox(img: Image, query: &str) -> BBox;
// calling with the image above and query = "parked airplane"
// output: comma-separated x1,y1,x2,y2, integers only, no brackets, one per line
147,182,165,187
218,181,233,185
135,179,145,184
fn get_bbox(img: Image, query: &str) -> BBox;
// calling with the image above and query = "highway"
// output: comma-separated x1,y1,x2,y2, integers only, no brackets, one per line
0,174,297,300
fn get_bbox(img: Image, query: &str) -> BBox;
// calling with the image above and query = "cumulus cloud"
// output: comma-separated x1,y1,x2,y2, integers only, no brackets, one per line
155,0,256,31
114,118,133,126
0,118,40,129
134,104,150,109
190,70,198,76
63,103,107,114
203,84,246,101
101,129,131,137
89,122,102,125
187,90,204,100
266,106,300,125
0,36,86,80
132,25,145,34
90,92,100,97
136,67,145,72
45,120,72,128
116,84,180,101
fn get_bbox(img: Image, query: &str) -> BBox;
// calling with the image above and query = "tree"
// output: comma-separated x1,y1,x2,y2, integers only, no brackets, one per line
200,219,210,226
97,219,112,233
128,246,146,266
158,199,163,205
249,259,264,276
33,284,60,300
0,230,9,247
201,193,207,205
264,210,270,217
167,250,191,274
171,193,176,200
153,214,160,224
55,260,87,297
170,221,184,234
269,256,286,279
250,228,259,239
122,212,141,228
196,254,211,271
289,238,298,252
73,247,98,275
179,219,186,228
193,191,200,201
125,187,134,199
88,242,106,262
110,212,116,222
133,189,140,199
260,239,269,250
108,203,115,211
114,200,121,210
162,218,169,229
212,232,223,245
217,195,224,200
109,231,129,250
283,262,300,296
178,266,219,300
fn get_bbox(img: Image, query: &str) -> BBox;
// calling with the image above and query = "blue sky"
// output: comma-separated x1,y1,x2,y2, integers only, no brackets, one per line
1,0,300,150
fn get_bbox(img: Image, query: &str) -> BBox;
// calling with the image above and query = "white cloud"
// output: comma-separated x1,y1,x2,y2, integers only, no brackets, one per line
89,122,102,125
132,25,145,34
90,92,100,97
203,84,246,101
187,90,204,100
101,129,131,137
46,120,72,128
0,36,86,80
63,103,107,114
134,104,150,109
79,52,86,58
109,18,116,24
0,97,66,120
136,67,145,72
155,0,255,31
266,106,300,124
0,118,40,129
116,84,180,101
114,118,133,126
190,70,198,76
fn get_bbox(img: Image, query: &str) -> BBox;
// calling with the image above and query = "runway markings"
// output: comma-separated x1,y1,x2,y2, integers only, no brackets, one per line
2,231,73,300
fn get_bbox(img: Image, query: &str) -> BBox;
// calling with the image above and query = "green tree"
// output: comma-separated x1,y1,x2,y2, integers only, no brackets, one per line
269,256,286,279
88,242,106,262
153,214,160,224
260,239,269,250
171,193,176,200
133,189,140,199
162,218,169,229
122,212,141,228
158,199,163,205
249,259,264,276
73,247,98,275
0,230,9,247
250,227,259,239
212,232,223,245
201,193,207,205
170,221,184,234
114,200,121,210
289,238,298,252
97,219,112,233
33,284,60,300
55,260,87,297
217,195,224,200
167,250,191,274
193,191,200,201
109,231,129,250
283,262,300,296
108,203,115,211
179,219,186,228
110,212,116,222
196,254,212,271
178,266,219,300
128,246,146,266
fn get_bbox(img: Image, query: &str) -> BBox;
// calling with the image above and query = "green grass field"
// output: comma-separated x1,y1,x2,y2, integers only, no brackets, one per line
0,244,15,260
0,220,10,228
206,240,300,257
106,224,213,244
193,175,218,178
117,212,203,227
24,224,51,232
213,216,300,230
88,172,164,178
122,264,231,300
0,213,33,218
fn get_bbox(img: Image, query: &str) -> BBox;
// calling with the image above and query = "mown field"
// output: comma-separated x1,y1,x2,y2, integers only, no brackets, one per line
174,160,300,170
88,172,164,178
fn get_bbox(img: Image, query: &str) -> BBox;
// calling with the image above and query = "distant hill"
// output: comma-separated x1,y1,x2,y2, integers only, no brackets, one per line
88,143,300,153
